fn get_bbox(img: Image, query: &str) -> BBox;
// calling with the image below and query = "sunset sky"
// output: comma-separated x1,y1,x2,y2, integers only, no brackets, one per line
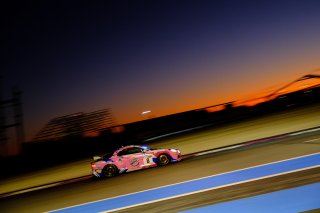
2,0,320,141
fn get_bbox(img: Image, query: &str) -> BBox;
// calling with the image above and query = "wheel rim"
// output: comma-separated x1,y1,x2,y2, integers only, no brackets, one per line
105,165,116,177
159,155,169,165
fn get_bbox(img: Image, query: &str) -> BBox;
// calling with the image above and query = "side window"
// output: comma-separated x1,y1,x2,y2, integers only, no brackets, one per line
118,147,142,156
118,149,129,156
129,147,143,154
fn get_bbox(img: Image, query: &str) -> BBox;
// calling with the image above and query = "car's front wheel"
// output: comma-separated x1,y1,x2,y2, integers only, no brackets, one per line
103,164,118,178
157,154,170,166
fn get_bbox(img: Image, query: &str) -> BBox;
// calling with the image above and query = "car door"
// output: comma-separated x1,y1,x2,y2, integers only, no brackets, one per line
117,147,145,171
142,151,156,167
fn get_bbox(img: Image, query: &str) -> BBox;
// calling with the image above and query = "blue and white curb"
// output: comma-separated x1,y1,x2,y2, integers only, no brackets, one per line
51,153,320,213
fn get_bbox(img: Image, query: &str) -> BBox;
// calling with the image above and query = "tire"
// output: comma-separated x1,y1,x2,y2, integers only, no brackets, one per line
102,164,118,178
157,154,170,166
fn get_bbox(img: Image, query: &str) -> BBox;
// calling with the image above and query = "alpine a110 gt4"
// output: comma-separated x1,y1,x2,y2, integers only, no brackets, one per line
91,145,182,178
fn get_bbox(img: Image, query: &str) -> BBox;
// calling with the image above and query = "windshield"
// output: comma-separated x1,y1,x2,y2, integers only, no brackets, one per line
141,145,151,150
102,152,114,160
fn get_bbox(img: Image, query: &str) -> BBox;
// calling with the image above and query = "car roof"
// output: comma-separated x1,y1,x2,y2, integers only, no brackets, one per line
113,145,142,154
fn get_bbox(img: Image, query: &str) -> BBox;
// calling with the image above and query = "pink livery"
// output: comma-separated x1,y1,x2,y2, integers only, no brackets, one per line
91,145,182,178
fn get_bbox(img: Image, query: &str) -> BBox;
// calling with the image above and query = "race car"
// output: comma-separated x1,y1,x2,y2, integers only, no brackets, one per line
91,145,182,178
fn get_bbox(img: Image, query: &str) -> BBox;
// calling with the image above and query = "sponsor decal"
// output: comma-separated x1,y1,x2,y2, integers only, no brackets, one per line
130,158,139,167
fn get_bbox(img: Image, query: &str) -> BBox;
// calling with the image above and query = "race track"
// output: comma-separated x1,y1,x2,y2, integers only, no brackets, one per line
0,129,319,212
1,104,319,195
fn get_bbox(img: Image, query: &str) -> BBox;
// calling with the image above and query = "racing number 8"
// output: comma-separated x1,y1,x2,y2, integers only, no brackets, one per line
144,155,152,165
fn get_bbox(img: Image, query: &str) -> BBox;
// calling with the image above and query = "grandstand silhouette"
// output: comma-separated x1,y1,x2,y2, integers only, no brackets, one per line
33,109,115,142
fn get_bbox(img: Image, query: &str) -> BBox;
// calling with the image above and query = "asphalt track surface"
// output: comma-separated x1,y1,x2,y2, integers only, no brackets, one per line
0,129,319,212
115,168,320,213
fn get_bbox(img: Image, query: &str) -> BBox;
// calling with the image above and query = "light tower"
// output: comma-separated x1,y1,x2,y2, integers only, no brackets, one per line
0,76,25,157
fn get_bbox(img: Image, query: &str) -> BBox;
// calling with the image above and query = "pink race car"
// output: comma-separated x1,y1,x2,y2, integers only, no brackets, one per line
91,145,182,178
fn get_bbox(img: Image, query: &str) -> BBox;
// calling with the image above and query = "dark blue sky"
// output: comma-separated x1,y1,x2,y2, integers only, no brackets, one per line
2,0,320,140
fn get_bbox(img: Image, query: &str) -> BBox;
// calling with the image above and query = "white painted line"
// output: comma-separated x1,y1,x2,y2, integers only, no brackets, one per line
194,145,244,156
144,124,210,141
304,138,320,143
100,165,320,213
50,152,320,213
2,183,60,197
0,175,93,199
290,127,320,136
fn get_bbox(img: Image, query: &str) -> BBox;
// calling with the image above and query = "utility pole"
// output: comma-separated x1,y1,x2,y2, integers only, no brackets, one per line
0,76,7,156
12,87,25,154
0,76,25,157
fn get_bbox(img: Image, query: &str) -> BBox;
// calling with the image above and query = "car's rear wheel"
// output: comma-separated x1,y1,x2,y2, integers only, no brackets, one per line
103,164,118,178
157,154,170,166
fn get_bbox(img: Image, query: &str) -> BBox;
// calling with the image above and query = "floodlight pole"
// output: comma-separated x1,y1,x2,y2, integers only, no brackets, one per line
0,76,25,156
0,76,7,153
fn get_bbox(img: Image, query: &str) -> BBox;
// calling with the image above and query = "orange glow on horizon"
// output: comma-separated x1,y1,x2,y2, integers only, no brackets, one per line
83,131,100,137
25,71,320,142
116,77,319,125
111,126,125,133
235,78,319,107
205,105,225,112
